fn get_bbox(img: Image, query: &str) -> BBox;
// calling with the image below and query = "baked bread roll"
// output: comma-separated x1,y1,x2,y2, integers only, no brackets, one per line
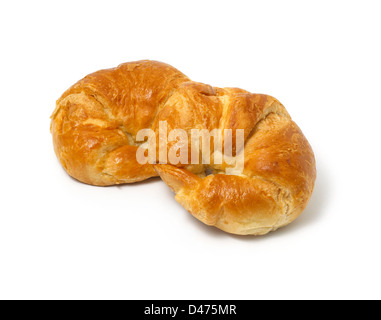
51,60,316,235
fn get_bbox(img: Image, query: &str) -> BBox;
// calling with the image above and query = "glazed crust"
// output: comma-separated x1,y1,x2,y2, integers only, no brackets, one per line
51,60,316,235
51,61,190,185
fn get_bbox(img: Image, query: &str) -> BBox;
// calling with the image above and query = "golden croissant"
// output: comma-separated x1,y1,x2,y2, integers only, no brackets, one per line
51,60,316,235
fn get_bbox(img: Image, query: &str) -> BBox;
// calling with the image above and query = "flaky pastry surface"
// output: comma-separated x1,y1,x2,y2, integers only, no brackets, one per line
51,60,316,235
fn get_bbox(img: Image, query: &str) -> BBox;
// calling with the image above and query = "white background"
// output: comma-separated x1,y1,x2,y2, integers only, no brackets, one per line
0,0,380,300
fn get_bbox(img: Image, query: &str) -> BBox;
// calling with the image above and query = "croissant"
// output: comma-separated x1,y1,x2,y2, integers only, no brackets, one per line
51,60,316,235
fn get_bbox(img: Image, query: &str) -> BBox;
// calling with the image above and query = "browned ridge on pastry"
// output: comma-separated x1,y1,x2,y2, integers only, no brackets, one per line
51,60,316,235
